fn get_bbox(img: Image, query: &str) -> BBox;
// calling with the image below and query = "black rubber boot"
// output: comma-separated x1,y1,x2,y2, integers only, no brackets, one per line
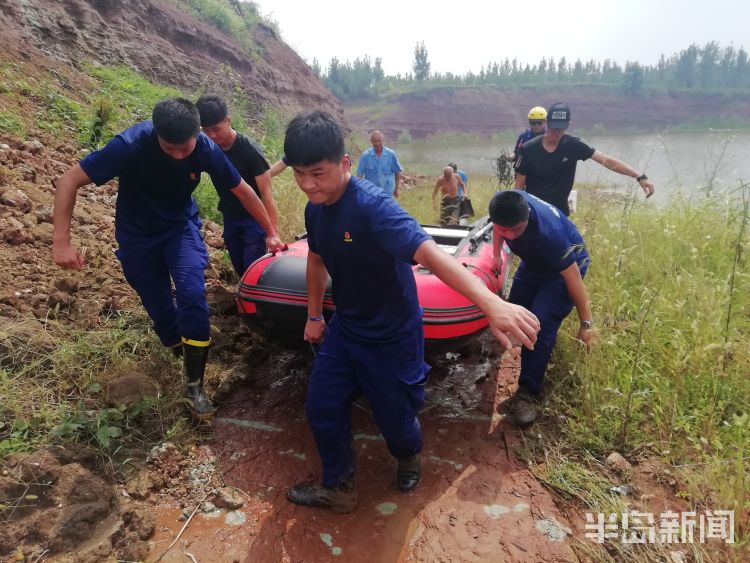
183,341,215,420
396,453,421,492
287,479,358,513
170,342,183,358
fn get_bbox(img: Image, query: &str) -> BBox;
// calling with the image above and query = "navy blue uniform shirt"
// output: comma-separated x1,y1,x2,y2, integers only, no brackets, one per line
79,121,241,237
506,192,588,272
305,176,431,341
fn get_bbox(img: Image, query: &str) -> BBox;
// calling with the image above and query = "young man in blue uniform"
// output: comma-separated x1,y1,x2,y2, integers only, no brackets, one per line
283,111,540,513
356,130,403,198
490,190,593,426
515,102,655,216
196,95,280,276
52,98,284,419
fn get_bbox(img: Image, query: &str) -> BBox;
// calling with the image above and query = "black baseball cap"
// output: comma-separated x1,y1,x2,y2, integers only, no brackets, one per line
547,103,571,129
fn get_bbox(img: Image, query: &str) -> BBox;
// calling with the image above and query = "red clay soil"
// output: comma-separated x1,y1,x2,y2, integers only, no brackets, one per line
146,340,576,563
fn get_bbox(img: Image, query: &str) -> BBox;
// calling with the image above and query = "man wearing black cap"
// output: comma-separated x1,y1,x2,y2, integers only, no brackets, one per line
514,102,655,216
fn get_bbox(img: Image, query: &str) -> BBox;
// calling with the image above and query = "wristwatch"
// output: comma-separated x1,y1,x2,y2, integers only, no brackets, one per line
580,320,594,330
635,173,648,182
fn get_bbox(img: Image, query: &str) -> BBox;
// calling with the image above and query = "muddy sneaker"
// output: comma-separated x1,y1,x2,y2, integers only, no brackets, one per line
287,480,357,513
396,454,421,492
504,389,541,426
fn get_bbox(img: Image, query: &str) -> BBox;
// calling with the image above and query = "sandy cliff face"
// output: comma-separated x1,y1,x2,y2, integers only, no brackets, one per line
0,0,343,120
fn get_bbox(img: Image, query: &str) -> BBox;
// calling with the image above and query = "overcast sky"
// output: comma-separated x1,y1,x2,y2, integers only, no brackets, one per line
254,0,748,76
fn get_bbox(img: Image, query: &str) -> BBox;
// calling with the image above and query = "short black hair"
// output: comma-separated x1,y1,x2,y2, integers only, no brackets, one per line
284,111,345,166
152,98,200,143
449,162,458,171
196,94,228,127
489,190,530,227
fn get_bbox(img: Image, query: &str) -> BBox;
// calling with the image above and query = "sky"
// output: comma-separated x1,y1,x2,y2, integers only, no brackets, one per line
254,0,748,76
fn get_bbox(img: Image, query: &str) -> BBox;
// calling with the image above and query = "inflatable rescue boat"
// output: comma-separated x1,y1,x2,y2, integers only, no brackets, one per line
237,218,512,354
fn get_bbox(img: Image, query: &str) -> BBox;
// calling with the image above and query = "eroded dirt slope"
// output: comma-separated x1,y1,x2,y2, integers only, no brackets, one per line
0,0,343,121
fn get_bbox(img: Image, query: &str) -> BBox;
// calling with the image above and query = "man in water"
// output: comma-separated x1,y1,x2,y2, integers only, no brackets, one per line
515,102,655,216
432,166,467,226
356,130,403,197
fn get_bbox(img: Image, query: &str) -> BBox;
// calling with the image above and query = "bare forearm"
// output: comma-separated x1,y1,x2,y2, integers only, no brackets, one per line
231,183,277,237
53,165,90,245
306,253,328,316
561,264,592,322
256,173,278,230
594,152,638,177
515,173,526,189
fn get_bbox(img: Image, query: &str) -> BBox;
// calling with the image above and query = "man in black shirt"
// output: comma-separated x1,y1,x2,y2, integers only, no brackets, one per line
515,103,655,216
197,95,280,275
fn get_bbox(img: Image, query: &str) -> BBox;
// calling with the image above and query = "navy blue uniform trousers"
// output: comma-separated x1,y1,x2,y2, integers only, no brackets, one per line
508,260,588,395
116,219,210,347
307,317,430,488
222,215,267,276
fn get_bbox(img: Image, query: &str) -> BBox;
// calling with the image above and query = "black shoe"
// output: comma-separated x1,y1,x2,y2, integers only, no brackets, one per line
503,388,540,426
287,480,357,513
183,341,216,420
396,454,421,492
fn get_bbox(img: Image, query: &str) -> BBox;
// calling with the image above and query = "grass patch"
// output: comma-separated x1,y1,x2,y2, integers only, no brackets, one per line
0,110,24,136
0,314,187,470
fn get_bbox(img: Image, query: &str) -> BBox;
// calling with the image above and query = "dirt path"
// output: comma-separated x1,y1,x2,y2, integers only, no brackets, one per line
147,338,575,562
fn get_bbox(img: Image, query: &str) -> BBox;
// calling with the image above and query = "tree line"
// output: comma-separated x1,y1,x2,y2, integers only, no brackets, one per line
313,42,750,102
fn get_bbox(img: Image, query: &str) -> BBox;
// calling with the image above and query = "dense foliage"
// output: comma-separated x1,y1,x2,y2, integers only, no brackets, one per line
322,41,750,101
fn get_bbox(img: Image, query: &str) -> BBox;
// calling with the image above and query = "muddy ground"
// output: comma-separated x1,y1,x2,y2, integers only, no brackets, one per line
0,122,716,563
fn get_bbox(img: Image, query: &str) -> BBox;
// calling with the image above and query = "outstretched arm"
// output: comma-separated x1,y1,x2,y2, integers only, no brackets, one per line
414,240,539,350
268,159,288,178
591,150,655,198
52,164,93,270
394,172,402,198
230,181,284,251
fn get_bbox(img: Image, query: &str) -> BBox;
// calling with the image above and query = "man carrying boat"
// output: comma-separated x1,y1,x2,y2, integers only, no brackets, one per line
52,98,284,420
282,111,540,513
490,190,592,426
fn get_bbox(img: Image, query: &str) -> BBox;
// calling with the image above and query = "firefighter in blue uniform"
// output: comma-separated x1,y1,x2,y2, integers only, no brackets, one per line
52,98,284,419
282,111,540,513
490,190,593,426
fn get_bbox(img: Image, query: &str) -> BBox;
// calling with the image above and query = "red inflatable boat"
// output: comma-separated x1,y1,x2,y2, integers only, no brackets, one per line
236,218,512,354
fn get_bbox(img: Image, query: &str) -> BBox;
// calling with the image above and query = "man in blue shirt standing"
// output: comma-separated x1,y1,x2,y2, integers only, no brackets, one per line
356,130,403,197
52,98,284,420
490,190,593,426
283,111,540,513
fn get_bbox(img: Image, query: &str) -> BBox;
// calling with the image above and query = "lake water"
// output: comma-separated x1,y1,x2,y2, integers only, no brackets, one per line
392,131,750,204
